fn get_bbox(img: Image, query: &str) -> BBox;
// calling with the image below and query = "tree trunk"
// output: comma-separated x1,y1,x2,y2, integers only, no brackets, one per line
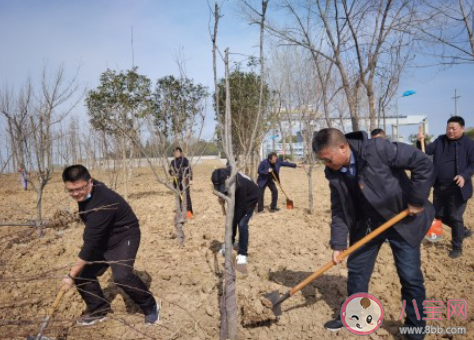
220,177,237,340
348,96,359,131
174,194,185,244
122,134,128,200
219,48,238,340
36,189,43,222
367,83,376,131
307,165,314,214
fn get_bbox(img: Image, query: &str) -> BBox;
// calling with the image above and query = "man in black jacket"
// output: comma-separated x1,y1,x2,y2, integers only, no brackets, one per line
212,167,260,266
417,116,474,258
370,128,386,139
313,128,434,339
61,165,158,326
169,147,193,218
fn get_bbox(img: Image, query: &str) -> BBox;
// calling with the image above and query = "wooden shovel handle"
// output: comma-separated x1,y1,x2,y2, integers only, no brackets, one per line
48,286,67,316
172,176,183,200
419,125,425,153
289,209,409,296
271,171,289,198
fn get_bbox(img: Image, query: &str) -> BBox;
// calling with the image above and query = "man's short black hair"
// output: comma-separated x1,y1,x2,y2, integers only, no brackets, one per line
267,152,277,160
211,167,230,194
447,116,465,127
371,128,385,137
312,128,347,154
62,164,91,183
174,146,183,153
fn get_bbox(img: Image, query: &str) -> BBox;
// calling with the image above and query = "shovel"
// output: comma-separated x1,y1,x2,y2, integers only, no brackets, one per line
271,172,294,209
27,285,67,340
263,209,409,317
173,176,184,201
419,125,426,153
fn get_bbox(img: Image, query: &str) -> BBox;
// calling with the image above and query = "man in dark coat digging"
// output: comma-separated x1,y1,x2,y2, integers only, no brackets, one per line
313,128,435,340
257,152,298,212
61,165,159,326
212,167,260,267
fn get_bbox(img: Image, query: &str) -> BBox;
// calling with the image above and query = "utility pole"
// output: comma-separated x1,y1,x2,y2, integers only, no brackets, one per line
452,89,460,117
131,26,135,68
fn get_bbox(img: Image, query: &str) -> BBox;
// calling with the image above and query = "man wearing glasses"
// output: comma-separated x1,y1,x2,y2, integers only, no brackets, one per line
61,165,159,326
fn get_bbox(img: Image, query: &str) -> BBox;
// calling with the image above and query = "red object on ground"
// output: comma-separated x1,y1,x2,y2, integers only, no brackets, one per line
425,219,443,242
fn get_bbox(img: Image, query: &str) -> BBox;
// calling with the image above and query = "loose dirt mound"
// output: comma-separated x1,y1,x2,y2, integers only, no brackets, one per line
0,163,472,339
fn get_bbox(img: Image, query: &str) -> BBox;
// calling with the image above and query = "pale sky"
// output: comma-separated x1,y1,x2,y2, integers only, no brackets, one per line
0,0,473,142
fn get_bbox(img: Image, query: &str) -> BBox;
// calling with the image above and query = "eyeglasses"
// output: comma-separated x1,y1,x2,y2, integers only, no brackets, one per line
65,182,90,195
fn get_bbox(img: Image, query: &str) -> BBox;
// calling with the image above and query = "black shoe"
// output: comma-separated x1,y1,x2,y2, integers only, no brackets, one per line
449,249,462,259
77,309,110,326
145,304,160,325
402,335,425,340
464,228,472,238
270,207,281,213
324,314,343,331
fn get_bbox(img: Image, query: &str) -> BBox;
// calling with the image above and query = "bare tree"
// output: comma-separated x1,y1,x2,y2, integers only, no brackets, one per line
375,38,414,132
257,0,417,131
240,0,270,178
267,44,328,213
267,45,298,159
1,66,80,225
416,0,474,65
0,136,15,176
217,47,240,340
292,50,323,214
0,81,32,175
27,66,81,223
210,2,274,337
209,2,239,339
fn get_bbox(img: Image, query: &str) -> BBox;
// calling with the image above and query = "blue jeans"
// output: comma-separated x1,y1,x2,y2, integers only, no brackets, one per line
347,222,426,337
233,211,253,256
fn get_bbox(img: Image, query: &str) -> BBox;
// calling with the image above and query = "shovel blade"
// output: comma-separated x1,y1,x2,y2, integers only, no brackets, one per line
262,290,282,317
286,199,294,209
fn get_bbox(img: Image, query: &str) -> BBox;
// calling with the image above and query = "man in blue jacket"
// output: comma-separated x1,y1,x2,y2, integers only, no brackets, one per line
313,128,434,339
257,152,298,212
417,116,474,258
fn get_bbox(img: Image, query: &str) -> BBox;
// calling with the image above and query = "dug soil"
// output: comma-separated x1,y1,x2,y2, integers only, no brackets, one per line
0,161,472,339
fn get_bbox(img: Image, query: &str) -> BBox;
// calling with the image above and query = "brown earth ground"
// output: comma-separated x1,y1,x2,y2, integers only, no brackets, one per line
0,161,472,340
